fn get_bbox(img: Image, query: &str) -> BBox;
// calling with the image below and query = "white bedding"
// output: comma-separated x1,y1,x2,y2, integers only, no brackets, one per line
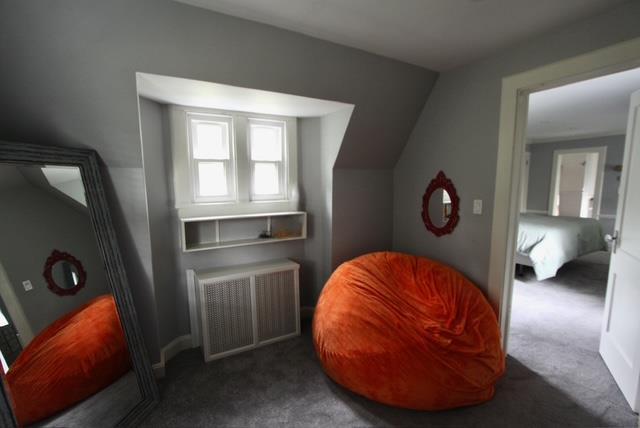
517,214,608,280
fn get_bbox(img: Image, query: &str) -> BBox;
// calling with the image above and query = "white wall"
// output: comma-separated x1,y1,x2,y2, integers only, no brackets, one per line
393,2,640,292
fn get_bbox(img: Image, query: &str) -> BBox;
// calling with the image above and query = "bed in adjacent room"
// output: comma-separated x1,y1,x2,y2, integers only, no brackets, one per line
516,213,608,280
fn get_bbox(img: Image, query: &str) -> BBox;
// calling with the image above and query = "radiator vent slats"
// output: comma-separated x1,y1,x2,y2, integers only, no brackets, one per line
203,277,253,355
196,259,300,361
256,270,296,342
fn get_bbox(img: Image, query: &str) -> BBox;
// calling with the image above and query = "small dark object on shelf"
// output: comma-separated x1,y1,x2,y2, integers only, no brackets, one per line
259,231,272,239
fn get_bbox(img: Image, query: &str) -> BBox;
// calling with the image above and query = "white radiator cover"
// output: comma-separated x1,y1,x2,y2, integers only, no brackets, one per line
194,259,300,361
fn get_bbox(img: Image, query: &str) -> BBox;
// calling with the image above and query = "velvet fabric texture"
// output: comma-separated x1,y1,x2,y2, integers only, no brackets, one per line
313,252,505,410
6,294,131,426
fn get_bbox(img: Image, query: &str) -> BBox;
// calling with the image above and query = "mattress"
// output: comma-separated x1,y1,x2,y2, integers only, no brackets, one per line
517,214,607,280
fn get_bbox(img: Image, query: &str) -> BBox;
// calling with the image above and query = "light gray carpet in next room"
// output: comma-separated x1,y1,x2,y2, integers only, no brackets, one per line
141,253,638,427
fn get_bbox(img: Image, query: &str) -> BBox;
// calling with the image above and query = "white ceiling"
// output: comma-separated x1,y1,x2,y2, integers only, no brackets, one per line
527,67,640,142
174,0,626,71
137,72,352,117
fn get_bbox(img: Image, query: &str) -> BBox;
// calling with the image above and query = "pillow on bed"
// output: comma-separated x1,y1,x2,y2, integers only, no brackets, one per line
5,294,131,426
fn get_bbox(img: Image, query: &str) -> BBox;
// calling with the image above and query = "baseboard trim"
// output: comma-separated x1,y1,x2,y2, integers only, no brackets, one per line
152,334,192,378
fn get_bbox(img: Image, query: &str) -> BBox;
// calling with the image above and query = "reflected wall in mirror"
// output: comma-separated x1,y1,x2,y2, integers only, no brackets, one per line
0,143,157,428
44,250,87,296
421,171,460,237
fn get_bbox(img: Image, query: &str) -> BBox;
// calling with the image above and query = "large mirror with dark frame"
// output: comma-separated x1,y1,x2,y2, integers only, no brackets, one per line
0,142,158,427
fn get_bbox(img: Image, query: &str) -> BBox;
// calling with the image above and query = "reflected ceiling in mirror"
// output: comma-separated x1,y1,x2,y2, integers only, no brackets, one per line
40,165,87,207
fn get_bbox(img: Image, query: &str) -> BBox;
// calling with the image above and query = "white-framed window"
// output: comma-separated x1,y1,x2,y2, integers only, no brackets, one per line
248,119,286,201
187,113,236,203
170,106,298,216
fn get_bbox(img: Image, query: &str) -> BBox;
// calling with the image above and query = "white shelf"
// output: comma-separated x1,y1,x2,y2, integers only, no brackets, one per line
180,211,307,252
181,211,304,222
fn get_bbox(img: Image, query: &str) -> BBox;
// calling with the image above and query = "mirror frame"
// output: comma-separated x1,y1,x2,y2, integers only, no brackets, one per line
0,141,158,427
421,170,460,237
43,249,87,296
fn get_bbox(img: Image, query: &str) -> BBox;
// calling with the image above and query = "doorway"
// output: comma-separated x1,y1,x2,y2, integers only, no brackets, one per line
488,37,640,417
510,69,636,418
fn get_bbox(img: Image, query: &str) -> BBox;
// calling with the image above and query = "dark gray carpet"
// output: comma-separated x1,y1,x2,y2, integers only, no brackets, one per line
39,371,140,427
141,255,638,427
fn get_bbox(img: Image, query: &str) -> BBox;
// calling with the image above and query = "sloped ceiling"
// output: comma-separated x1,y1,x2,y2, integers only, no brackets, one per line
175,0,628,71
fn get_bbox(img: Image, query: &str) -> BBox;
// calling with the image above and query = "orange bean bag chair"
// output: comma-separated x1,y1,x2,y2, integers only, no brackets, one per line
313,252,505,410
5,294,131,426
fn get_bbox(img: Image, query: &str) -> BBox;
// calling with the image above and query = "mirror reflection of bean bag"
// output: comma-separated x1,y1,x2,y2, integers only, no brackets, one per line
5,294,131,426
313,252,505,410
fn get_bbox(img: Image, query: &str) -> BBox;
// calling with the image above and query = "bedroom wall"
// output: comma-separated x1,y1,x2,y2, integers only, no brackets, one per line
393,1,640,292
525,135,625,234
0,169,109,336
0,0,436,362
299,109,354,305
138,98,182,348
332,169,394,268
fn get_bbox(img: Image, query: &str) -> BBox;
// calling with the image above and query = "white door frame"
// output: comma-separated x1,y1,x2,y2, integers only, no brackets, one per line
547,146,607,218
0,260,34,347
487,36,640,351
520,151,531,213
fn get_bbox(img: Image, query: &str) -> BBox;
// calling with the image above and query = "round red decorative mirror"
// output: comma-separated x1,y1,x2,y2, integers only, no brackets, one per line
421,171,460,237
43,249,87,296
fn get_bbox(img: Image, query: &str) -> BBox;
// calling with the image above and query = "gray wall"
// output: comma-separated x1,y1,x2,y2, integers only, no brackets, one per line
138,98,182,348
299,109,354,305
0,0,436,361
0,168,109,336
525,135,625,234
332,169,394,268
393,1,640,292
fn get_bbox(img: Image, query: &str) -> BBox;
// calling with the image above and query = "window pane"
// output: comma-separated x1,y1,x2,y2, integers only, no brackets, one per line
250,124,282,161
193,121,229,159
253,162,280,195
197,162,228,196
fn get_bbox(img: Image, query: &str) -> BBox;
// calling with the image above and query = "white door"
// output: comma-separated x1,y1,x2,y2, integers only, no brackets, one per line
600,89,640,412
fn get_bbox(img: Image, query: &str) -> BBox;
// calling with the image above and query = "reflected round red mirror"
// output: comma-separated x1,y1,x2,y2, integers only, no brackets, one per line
43,249,87,296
